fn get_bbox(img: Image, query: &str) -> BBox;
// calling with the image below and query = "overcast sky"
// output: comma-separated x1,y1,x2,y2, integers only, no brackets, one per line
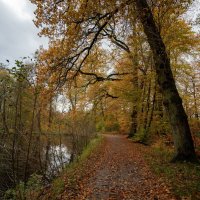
0,0,199,67
0,0,48,65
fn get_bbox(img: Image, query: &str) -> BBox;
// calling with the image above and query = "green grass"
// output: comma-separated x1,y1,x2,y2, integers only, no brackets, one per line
51,177,66,198
51,134,103,198
4,135,103,200
146,146,200,199
62,134,103,174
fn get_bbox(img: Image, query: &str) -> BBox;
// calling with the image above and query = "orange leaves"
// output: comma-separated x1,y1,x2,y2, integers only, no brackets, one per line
52,135,175,199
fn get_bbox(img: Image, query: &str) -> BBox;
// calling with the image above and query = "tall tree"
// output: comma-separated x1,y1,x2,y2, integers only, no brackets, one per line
135,0,196,162
31,0,197,162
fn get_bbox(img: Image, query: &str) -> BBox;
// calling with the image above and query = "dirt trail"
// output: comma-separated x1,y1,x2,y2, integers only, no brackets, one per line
62,134,175,200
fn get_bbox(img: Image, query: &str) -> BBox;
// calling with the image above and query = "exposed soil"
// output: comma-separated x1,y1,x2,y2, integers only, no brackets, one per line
59,134,176,200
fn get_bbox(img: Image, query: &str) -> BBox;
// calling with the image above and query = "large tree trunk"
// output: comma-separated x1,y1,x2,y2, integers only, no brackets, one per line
135,0,197,162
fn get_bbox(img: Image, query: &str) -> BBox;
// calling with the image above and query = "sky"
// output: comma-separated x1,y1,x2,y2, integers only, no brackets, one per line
0,0,199,67
186,0,200,32
0,0,48,65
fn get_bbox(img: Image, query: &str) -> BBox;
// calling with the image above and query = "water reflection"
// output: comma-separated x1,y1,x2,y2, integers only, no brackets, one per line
0,133,93,197
0,134,74,196
46,144,71,177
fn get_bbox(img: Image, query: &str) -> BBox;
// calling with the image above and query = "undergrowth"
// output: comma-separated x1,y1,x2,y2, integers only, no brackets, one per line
146,143,200,199
4,134,103,200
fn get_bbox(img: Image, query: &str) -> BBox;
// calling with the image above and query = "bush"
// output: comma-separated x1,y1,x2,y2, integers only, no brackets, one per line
52,177,65,197
4,174,43,200
132,127,149,144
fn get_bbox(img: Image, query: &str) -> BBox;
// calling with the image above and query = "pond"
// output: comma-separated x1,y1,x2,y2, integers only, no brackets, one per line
0,133,89,197
45,143,71,178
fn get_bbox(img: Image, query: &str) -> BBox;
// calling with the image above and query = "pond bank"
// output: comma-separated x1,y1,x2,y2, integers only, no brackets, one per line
9,134,103,200
2,133,98,199
40,134,174,200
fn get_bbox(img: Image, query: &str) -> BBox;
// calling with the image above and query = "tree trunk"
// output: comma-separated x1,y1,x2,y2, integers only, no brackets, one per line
192,77,199,119
143,75,152,131
129,65,138,137
24,92,38,182
2,94,9,134
147,81,156,130
129,109,137,137
135,0,197,162
129,43,139,137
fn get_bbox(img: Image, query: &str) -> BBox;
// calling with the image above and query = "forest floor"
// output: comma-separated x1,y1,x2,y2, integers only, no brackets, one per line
49,134,176,200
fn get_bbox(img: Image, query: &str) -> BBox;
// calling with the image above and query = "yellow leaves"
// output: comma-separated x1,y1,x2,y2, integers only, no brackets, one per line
162,19,197,53
30,0,199,139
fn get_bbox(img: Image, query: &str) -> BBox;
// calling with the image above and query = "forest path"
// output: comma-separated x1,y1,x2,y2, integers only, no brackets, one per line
62,134,175,200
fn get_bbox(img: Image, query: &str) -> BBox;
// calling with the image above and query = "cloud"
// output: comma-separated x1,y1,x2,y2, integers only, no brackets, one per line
0,0,48,65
